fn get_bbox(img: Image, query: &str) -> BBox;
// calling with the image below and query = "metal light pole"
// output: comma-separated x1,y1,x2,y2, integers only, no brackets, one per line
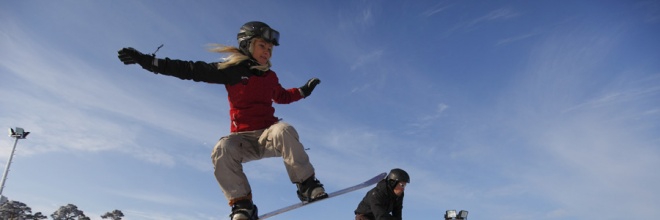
0,127,29,200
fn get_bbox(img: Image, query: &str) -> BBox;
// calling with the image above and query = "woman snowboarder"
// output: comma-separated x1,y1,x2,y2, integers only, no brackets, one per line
117,21,327,220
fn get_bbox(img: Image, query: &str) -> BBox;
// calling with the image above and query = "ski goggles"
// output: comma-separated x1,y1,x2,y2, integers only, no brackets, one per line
240,26,280,46
258,26,280,46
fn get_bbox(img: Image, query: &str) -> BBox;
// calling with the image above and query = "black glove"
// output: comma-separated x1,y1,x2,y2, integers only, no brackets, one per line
117,47,155,72
299,78,320,97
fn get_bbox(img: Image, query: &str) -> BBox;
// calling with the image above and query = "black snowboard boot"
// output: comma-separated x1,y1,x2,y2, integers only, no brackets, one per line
296,175,328,202
230,199,258,220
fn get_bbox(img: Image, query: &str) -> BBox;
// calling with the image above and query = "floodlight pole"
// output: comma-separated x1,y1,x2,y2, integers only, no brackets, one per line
1,128,28,197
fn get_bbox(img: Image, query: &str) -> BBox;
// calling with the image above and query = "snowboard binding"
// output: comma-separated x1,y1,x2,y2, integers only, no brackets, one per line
296,175,329,202
230,199,258,220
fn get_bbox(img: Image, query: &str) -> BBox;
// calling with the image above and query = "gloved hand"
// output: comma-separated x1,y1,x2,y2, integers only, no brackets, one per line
117,47,155,71
299,78,321,98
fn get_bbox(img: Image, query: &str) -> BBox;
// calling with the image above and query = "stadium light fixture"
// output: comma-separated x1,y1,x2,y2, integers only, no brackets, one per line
458,210,468,219
8,127,29,139
445,209,468,220
1,127,30,200
445,210,457,218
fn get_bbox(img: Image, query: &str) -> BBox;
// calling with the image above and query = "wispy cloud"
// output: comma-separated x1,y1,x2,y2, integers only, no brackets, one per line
408,103,449,129
337,2,377,31
447,8,520,34
496,32,538,46
488,22,660,218
0,21,222,168
421,2,453,17
562,84,660,114
358,7,374,26
350,49,384,71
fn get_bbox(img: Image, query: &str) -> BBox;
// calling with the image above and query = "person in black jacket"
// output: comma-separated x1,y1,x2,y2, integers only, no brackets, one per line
355,168,410,220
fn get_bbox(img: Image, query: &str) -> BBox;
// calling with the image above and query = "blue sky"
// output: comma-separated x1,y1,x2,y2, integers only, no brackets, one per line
1,0,659,219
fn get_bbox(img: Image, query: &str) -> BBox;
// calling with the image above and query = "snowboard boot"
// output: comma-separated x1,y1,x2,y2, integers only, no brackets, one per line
230,199,258,220
296,175,328,202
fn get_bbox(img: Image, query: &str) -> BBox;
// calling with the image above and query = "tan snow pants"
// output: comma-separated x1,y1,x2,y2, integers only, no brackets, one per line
211,122,315,204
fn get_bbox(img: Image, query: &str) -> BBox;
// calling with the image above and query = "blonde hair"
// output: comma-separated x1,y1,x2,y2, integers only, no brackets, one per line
209,38,272,71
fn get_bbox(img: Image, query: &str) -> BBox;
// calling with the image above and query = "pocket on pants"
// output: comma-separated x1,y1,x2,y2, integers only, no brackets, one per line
258,127,282,158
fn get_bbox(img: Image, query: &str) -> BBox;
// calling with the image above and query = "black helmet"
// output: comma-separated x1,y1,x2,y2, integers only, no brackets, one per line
386,168,410,188
237,21,280,56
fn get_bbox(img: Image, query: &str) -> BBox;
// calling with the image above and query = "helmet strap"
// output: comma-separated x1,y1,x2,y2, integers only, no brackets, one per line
239,40,252,58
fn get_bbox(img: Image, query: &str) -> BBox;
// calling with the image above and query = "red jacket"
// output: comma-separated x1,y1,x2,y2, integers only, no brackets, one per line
150,58,303,132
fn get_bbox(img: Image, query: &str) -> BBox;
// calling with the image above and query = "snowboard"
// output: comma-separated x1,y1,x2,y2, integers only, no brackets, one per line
257,172,387,219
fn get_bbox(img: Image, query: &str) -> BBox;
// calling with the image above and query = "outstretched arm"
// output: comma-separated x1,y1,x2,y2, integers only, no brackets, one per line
272,77,321,104
117,47,257,85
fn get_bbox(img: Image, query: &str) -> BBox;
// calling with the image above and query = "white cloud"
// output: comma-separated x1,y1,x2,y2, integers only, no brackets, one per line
421,2,453,17
408,103,449,129
488,23,660,218
448,8,520,34
0,19,226,169
350,49,384,71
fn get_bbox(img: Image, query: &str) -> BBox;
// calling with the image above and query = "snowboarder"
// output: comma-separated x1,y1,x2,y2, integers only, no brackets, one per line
354,168,410,220
117,21,327,220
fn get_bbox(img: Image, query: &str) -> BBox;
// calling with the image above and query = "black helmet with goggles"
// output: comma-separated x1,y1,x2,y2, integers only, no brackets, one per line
237,21,279,56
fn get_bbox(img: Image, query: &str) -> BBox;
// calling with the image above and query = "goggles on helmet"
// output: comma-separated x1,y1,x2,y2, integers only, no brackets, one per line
240,26,280,46
259,27,279,46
